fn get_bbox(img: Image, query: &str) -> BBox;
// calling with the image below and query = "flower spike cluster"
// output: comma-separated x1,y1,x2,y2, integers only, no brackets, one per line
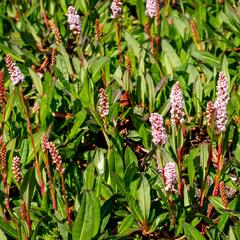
111,0,122,18
49,20,62,45
5,55,24,85
149,113,167,145
12,156,22,183
98,88,109,118
162,162,177,192
145,0,159,18
41,133,48,153
67,6,81,35
214,72,229,133
170,82,185,125
47,141,63,173
206,101,214,127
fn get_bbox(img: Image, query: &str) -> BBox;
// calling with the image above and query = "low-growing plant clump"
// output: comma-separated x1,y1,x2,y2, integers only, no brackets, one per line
0,0,239,239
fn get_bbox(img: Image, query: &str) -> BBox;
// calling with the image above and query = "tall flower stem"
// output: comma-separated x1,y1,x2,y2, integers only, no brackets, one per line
207,133,223,217
116,20,122,63
19,87,44,196
177,144,183,198
43,152,56,209
145,21,155,57
60,173,71,224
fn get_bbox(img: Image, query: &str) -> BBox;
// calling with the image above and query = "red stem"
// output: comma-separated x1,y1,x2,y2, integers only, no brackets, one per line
207,134,222,217
19,89,45,196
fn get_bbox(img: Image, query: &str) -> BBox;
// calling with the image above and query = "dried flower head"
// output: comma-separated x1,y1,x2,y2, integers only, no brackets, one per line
12,156,22,183
95,19,104,41
21,200,27,220
125,56,132,77
41,133,48,153
170,82,185,125
47,141,63,173
149,113,167,145
5,55,24,85
214,72,229,133
1,144,7,184
155,0,160,22
98,88,109,118
145,0,158,18
162,162,177,192
191,20,200,43
51,48,56,66
220,181,228,209
0,71,6,104
110,0,122,18
67,6,81,35
206,101,214,127
49,20,62,45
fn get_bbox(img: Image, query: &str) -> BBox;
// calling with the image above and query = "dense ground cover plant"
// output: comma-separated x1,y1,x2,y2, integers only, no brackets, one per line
0,0,239,239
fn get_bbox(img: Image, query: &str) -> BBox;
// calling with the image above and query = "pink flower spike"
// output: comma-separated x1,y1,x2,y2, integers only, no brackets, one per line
214,72,229,133
12,156,22,183
149,113,167,145
110,0,122,18
47,141,63,173
145,0,158,18
67,6,81,35
5,55,24,85
162,162,177,192
170,82,185,126
98,88,109,118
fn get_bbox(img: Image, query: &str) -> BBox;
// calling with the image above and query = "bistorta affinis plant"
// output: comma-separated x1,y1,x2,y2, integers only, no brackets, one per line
170,82,185,126
67,6,81,35
98,88,109,118
149,113,167,145
162,162,177,192
214,72,229,133
12,156,22,184
5,55,24,85
110,0,122,18
145,0,157,18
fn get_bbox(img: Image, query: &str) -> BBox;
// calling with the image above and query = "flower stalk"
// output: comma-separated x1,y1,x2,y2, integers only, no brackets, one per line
42,133,56,209
19,87,45,196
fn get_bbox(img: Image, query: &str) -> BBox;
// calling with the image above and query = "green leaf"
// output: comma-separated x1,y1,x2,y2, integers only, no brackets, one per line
118,215,135,235
68,109,86,140
90,56,110,83
111,172,144,222
208,196,225,214
84,163,95,190
29,68,43,96
0,218,17,239
191,51,220,68
184,222,205,240
125,32,141,58
20,167,36,210
4,88,15,122
59,45,74,76
72,191,100,240
162,39,181,68
138,175,151,220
